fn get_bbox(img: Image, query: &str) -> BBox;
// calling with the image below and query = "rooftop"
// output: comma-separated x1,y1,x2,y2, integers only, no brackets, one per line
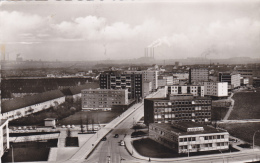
150,122,227,136
145,96,211,102
0,119,8,126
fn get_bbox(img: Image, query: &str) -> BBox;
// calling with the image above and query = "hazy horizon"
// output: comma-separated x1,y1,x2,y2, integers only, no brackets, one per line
1,0,260,61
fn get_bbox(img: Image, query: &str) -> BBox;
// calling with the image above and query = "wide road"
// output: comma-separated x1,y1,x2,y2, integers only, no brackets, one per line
85,89,166,163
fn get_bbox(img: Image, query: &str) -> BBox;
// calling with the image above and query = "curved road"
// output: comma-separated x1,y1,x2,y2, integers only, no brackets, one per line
85,89,166,163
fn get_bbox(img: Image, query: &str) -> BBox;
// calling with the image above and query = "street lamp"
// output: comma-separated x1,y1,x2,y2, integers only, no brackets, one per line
253,130,260,149
219,150,224,163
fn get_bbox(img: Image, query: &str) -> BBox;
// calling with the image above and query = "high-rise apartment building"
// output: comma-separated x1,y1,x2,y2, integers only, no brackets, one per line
167,85,204,97
144,94,212,125
125,70,158,90
99,71,143,99
81,89,128,110
189,68,209,84
203,82,228,98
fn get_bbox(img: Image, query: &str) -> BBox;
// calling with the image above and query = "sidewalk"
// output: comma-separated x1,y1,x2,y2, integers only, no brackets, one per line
124,135,260,162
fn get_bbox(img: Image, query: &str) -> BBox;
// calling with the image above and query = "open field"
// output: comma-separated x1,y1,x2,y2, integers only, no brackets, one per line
219,122,260,146
58,109,125,125
229,88,260,120
211,107,229,121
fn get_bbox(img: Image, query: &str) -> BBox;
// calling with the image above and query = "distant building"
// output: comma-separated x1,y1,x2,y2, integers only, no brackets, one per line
0,119,9,158
240,77,249,86
99,71,143,99
253,77,260,87
81,89,128,110
44,118,56,127
144,95,212,125
167,85,204,97
173,73,189,80
149,122,229,154
189,68,209,84
158,76,173,87
125,70,158,91
203,82,228,98
143,81,152,97
219,72,240,89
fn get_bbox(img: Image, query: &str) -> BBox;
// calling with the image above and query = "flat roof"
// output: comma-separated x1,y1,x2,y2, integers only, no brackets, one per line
0,119,8,126
145,96,211,101
44,118,56,121
150,122,227,136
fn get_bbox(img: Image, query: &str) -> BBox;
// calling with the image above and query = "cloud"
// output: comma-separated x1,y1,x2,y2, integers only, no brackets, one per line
0,11,47,43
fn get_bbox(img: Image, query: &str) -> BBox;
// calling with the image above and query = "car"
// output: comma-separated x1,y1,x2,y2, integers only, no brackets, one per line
120,140,125,146
71,125,75,128
62,125,66,128
101,136,107,141
114,134,119,138
67,125,71,128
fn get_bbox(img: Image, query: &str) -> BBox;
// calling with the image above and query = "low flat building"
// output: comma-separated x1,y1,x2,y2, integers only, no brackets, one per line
81,89,128,110
149,122,229,154
0,119,9,158
144,94,212,125
167,85,204,97
203,82,228,98
1,90,65,121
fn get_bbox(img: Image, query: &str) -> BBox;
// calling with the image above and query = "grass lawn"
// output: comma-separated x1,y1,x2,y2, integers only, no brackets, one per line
58,109,124,125
1,139,58,162
229,89,260,120
66,137,79,147
219,122,260,146
133,138,239,158
211,107,229,121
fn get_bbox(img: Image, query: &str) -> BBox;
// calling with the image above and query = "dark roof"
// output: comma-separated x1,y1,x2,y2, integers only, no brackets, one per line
0,119,8,126
145,96,211,102
69,83,99,95
44,118,56,121
150,122,227,136
2,90,64,113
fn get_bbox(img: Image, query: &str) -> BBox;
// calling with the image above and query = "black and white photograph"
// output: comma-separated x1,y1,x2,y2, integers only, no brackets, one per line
1,0,260,162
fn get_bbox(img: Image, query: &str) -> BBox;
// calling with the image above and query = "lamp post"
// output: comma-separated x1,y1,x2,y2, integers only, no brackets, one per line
11,145,14,163
253,130,260,149
219,150,224,163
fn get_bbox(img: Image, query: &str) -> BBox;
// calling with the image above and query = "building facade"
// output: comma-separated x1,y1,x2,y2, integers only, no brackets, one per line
189,68,209,84
0,119,9,158
81,89,128,110
149,122,229,154
167,85,204,97
203,82,228,98
219,72,241,89
144,95,212,125
125,70,158,90
99,71,143,99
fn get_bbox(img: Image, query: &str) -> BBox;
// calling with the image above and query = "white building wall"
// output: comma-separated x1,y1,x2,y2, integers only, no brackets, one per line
204,82,228,97
1,97,65,121
0,120,9,157
231,74,241,88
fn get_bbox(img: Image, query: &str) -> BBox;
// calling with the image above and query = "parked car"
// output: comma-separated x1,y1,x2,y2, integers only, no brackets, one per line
62,125,66,128
67,125,71,128
114,134,119,138
71,125,75,128
101,136,107,141
120,140,125,146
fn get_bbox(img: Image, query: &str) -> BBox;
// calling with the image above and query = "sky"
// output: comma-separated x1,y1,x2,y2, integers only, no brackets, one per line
0,0,260,61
